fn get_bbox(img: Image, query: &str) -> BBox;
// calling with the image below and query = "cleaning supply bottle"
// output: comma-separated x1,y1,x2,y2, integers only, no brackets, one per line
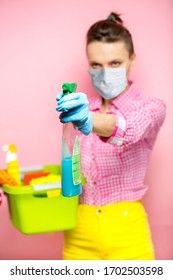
2,144,21,186
61,82,82,197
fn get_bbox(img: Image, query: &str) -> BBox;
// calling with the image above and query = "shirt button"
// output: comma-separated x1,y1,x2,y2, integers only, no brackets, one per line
124,210,128,215
96,209,102,214
93,181,97,185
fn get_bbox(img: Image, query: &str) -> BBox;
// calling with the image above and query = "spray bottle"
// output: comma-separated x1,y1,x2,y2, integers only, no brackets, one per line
61,82,82,197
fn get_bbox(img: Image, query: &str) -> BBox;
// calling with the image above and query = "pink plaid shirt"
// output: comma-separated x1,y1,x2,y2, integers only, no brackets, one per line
79,81,166,206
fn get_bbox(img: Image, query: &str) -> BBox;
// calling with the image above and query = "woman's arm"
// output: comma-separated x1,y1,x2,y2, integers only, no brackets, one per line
56,92,166,145
91,112,116,137
56,92,118,137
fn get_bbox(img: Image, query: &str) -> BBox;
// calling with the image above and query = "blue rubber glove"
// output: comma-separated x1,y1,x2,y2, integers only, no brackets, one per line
56,92,93,136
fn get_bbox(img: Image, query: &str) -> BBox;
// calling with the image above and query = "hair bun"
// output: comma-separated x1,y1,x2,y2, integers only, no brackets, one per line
107,12,123,24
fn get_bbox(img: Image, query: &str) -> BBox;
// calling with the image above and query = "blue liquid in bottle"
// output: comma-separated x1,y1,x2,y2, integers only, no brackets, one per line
62,157,82,197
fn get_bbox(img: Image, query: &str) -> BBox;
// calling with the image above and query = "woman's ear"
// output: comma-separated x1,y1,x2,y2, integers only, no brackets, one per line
130,53,136,70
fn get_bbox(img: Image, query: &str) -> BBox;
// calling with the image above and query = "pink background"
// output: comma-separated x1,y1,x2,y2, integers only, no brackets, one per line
0,0,173,259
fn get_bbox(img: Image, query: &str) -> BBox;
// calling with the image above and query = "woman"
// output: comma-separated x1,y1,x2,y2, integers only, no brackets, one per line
56,12,166,260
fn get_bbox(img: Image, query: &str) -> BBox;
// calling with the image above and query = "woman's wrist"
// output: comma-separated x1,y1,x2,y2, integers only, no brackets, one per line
91,112,116,137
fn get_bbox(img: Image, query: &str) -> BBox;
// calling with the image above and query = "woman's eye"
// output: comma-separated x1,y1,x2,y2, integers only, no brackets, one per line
91,63,101,69
112,61,121,67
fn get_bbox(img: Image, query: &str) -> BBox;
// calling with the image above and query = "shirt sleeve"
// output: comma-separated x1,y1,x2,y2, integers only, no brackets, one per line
100,98,166,147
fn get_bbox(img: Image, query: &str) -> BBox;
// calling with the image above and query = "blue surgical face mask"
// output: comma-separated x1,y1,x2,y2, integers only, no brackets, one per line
88,68,128,99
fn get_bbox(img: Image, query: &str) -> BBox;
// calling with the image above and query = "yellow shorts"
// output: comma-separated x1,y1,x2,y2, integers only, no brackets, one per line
63,201,155,260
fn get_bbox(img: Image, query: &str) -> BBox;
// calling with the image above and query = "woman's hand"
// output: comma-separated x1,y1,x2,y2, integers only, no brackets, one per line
56,92,93,135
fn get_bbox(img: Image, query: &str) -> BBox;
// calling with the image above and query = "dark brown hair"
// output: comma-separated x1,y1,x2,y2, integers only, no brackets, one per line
86,12,134,57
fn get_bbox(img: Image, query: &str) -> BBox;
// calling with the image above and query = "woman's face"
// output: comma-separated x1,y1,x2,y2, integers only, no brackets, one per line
86,41,135,77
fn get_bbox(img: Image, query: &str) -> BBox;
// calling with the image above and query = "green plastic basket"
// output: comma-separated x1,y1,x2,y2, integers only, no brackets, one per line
2,165,79,235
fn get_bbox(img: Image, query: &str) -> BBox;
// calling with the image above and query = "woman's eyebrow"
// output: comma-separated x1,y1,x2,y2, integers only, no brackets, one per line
89,61,102,65
108,59,122,63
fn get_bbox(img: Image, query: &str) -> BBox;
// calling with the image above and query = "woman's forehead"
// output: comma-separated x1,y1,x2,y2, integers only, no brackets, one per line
87,41,129,61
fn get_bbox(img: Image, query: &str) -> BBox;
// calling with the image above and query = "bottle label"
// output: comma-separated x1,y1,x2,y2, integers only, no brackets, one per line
72,136,81,185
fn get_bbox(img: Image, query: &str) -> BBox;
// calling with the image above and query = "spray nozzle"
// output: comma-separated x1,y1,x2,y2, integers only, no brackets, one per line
62,82,77,95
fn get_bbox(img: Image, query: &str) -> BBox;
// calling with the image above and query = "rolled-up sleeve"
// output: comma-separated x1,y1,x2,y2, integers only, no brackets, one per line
101,98,166,146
